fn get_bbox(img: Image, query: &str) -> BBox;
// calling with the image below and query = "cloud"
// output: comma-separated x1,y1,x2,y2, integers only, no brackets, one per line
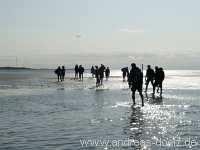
119,28,145,33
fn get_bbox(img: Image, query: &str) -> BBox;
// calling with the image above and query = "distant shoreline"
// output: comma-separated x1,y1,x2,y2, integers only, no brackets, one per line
0,66,199,71
0,67,32,70
0,67,73,70
0,67,51,70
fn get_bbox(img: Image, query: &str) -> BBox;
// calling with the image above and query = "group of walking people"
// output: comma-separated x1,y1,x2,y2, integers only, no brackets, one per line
54,63,165,107
145,65,165,96
74,64,85,81
127,63,165,107
54,66,66,82
91,64,110,87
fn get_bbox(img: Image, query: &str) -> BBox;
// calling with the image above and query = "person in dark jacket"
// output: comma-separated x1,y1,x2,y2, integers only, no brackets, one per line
105,67,110,80
95,66,100,87
121,67,129,82
61,66,66,81
99,64,105,85
74,64,79,79
145,65,155,92
153,67,165,96
78,65,84,81
54,66,62,82
128,63,144,106
91,66,95,78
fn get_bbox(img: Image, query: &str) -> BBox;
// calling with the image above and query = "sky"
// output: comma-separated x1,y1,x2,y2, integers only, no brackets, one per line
0,0,200,69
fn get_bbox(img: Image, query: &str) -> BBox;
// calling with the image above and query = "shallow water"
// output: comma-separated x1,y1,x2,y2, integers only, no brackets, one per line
0,69,200,149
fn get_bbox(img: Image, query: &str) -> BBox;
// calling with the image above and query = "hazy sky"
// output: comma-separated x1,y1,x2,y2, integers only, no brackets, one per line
0,0,200,68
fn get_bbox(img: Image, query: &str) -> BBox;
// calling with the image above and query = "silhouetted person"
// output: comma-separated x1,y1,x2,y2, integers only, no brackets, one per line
95,66,100,87
54,66,62,82
159,68,165,96
105,67,110,80
153,66,159,95
78,65,84,81
121,67,129,82
61,66,66,81
74,64,79,79
153,66,165,96
128,63,144,106
153,67,165,96
145,65,155,92
91,66,95,78
99,64,105,85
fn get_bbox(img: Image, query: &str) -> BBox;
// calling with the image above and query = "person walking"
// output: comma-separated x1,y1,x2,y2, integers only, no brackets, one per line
54,66,62,82
99,64,105,85
78,65,84,81
128,63,144,106
105,67,110,80
61,66,66,81
145,65,155,92
74,64,79,79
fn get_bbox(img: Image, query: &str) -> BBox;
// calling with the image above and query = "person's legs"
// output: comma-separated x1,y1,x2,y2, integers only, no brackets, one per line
57,75,59,82
160,81,163,96
150,79,154,88
97,78,100,87
157,84,160,93
75,73,77,79
79,73,81,80
106,75,108,81
148,79,153,93
153,81,158,95
145,80,150,92
153,83,155,95
60,75,63,81
80,74,83,81
96,79,98,87
132,92,136,105
138,85,144,106
100,78,103,85
157,80,162,93
131,87,136,105
122,73,125,81
139,91,144,106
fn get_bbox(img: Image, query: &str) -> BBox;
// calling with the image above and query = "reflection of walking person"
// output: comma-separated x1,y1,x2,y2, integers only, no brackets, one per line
128,63,144,106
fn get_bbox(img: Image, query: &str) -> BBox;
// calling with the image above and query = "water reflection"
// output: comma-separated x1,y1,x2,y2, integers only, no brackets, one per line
123,106,145,149
145,93,163,105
